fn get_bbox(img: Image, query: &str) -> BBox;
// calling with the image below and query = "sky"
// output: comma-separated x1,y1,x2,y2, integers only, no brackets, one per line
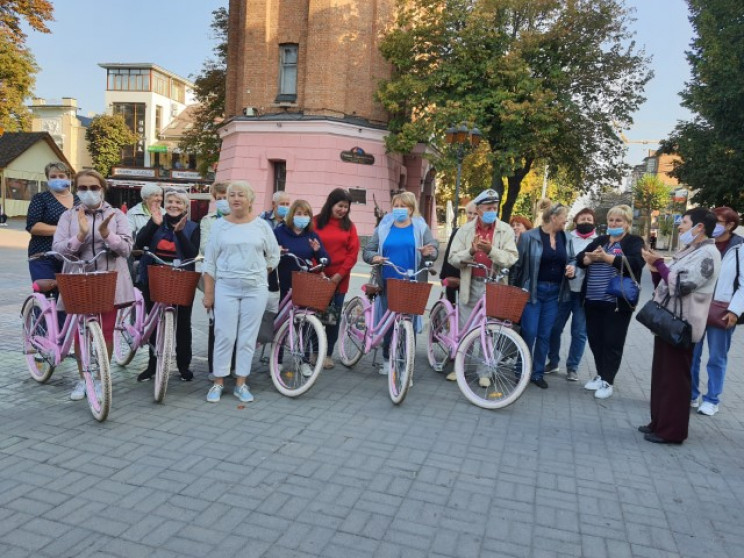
25,0,694,168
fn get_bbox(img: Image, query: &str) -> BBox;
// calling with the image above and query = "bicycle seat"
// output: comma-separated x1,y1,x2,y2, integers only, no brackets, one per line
33,279,58,293
362,284,382,297
443,277,460,289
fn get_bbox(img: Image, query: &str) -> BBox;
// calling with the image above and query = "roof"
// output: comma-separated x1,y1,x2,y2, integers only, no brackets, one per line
160,104,201,138
0,132,73,170
98,62,195,88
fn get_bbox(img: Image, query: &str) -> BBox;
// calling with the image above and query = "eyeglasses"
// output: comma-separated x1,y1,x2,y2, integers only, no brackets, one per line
77,186,102,192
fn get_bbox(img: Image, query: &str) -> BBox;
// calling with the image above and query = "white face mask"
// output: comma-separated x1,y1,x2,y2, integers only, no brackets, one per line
679,225,700,246
215,199,230,215
78,190,102,208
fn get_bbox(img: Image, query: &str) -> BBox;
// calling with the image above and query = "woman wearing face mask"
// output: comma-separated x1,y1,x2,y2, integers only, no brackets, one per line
274,200,331,304
510,199,572,389
363,191,439,375
546,208,598,382
135,190,200,382
638,208,721,443
575,205,644,399
688,207,743,417
313,189,360,369
52,170,134,401
27,162,80,286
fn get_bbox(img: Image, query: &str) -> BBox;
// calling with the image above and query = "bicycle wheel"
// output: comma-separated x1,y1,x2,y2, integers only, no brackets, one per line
388,319,414,405
83,320,112,422
454,323,531,410
153,309,175,403
427,300,454,372
339,296,366,368
113,303,140,366
21,297,56,383
269,313,327,397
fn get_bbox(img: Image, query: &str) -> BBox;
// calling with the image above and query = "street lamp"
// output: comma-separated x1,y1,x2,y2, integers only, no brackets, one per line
445,123,482,228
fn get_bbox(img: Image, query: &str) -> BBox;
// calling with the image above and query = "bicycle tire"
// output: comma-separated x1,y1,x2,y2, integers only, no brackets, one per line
113,304,140,366
21,297,56,383
269,313,327,398
154,309,174,403
454,324,531,410
84,321,112,422
388,319,414,405
427,300,454,372
339,296,366,368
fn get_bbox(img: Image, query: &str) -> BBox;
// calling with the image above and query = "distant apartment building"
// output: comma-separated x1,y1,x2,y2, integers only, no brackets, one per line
28,97,94,173
218,0,438,236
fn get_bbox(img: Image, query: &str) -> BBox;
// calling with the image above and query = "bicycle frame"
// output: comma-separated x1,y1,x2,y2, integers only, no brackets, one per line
350,295,404,356
117,288,173,352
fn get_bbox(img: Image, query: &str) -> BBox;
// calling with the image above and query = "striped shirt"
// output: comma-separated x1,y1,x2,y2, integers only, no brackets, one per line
585,241,623,303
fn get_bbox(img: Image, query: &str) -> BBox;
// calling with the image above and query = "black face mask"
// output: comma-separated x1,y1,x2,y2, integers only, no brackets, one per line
575,223,595,235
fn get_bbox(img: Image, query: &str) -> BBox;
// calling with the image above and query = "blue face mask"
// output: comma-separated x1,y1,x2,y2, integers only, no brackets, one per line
481,211,497,225
276,205,289,218
293,216,311,229
712,223,726,238
679,226,700,246
607,227,624,236
392,208,410,222
215,199,230,215
48,178,70,192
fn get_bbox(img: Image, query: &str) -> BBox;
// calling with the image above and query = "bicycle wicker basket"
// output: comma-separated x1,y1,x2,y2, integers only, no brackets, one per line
55,271,117,314
485,283,529,322
149,265,202,306
291,271,336,311
387,279,432,315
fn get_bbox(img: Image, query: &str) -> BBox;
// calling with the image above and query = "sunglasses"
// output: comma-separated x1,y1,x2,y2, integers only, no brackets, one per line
549,203,565,215
77,185,102,192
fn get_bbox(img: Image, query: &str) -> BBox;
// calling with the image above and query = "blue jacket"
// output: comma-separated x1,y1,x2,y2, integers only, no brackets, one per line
274,223,331,297
135,218,200,286
510,227,571,304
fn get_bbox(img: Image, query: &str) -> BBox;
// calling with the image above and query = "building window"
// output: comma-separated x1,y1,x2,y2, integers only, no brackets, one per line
113,102,146,166
106,68,150,91
153,71,168,97
645,157,658,174
171,81,185,104
155,105,163,133
272,161,286,193
348,188,367,204
276,44,298,103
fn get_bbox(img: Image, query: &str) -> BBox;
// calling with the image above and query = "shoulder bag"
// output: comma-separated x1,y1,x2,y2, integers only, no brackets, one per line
636,273,692,348
606,254,640,308
707,245,744,327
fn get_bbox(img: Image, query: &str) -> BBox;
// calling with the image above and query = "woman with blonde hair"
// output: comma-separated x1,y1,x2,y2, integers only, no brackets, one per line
363,191,438,375
202,181,280,403
576,204,644,399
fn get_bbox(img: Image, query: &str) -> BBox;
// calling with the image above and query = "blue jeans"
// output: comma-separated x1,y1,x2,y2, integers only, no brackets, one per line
547,291,587,371
691,325,735,405
520,282,560,381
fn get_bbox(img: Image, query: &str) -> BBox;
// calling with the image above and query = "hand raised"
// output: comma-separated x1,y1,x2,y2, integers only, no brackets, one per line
151,206,163,226
76,207,89,241
173,215,187,232
309,237,320,252
98,213,115,239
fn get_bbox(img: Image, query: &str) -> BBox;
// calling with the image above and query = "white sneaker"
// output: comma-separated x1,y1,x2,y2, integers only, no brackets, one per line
300,363,314,378
478,376,491,388
690,395,701,409
594,381,614,399
70,380,86,401
584,375,603,391
445,371,457,381
379,362,390,375
697,401,719,416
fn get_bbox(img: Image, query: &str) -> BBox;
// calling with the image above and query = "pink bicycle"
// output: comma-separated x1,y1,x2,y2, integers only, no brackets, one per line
428,262,532,409
267,252,334,397
113,250,202,402
339,260,435,404
21,251,116,421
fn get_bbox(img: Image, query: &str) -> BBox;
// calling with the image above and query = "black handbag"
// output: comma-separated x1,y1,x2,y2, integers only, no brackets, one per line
635,274,692,348
605,255,640,308
256,310,277,344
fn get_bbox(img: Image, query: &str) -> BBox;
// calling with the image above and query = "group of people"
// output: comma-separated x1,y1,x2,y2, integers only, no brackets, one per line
25,163,742,443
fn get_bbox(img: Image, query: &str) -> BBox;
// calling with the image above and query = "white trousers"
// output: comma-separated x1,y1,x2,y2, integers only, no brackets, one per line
458,279,486,331
213,278,269,378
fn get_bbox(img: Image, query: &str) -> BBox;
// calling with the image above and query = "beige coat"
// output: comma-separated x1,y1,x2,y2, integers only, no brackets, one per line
448,217,518,304
52,202,135,310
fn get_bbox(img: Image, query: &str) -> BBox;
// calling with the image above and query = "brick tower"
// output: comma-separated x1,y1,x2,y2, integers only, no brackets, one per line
218,0,437,236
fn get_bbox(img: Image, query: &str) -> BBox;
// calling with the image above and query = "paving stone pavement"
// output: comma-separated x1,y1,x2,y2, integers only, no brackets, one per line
2,226,744,558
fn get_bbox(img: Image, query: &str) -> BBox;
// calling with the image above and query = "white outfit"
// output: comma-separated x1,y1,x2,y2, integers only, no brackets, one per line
204,218,280,377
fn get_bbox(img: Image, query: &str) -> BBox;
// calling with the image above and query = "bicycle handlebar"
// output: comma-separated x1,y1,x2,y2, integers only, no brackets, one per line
373,259,437,279
281,250,328,273
460,260,510,281
141,248,203,269
29,250,109,268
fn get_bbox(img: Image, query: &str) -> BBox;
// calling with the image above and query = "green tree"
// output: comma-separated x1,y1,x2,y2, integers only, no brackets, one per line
85,114,138,177
0,0,53,132
179,7,228,176
632,174,672,240
377,0,652,221
659,0,744,211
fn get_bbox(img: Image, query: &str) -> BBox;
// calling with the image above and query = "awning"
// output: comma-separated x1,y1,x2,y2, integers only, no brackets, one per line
147,143,169,153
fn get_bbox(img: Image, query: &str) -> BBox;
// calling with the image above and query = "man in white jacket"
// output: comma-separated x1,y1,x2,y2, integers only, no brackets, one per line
446,189,518,381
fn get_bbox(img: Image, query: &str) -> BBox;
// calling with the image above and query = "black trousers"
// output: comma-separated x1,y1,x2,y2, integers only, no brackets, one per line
144,293,192,373
584,302,633,385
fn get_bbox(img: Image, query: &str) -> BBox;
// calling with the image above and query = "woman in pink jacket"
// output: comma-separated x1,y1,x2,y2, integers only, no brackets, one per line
53,170,134,401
